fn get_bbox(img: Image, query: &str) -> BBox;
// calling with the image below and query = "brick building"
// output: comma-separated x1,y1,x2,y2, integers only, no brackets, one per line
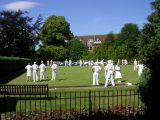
77,34,107,51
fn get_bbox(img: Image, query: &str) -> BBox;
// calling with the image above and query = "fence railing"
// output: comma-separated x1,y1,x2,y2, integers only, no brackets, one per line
0,84,49,95
0,85,145,119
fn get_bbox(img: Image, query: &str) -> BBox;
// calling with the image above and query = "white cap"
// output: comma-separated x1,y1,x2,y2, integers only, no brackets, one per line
108,60,112,64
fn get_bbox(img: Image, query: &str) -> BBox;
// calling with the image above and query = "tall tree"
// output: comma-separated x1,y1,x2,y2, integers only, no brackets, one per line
37,45,69,61
103,33,115,46
69,37,88,61
118,23,140,59
0,10,42,58
40,15,73,46
138,0,160,119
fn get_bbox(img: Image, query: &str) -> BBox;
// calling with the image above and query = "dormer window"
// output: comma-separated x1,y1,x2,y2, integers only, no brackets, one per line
96,38,100,41
94,38,101,44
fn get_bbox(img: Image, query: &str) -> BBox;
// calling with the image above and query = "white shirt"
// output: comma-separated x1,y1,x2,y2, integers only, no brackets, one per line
134,60,138,65
32,64,38,72
104,63,114,74
115,65,121,71
137,64,144,76
92,65,101,73
51,63,57,70
104,63,114,71
25,65,32,76
39,63,46,72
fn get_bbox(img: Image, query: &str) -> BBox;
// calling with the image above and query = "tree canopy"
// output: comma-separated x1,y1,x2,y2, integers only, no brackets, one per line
118,23,140,59
37,45,69,61
0,10,42,58
40,15,73,46
104,33,116,46
68,37,88,61
138,0,160,119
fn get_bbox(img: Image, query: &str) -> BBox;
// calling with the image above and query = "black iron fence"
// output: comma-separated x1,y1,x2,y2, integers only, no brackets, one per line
0,85,145,120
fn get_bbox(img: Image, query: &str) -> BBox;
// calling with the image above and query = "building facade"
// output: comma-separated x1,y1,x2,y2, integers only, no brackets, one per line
77,34,107,52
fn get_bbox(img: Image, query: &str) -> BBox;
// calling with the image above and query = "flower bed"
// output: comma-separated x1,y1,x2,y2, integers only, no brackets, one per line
5,105,145,120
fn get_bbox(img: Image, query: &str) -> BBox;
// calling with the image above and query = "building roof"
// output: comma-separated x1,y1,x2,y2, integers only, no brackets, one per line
77,34,107,44
77,34,118,51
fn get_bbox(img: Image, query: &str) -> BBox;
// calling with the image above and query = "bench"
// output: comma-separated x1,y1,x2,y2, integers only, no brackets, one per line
0,84,49,96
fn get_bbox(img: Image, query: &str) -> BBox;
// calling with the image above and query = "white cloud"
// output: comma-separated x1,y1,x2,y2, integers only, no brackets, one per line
4,1,38,11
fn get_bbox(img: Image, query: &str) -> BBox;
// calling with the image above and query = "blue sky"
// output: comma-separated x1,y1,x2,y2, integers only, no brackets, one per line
0,0,153,36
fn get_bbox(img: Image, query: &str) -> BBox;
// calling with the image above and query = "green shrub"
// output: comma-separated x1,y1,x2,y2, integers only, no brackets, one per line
0,56,30,78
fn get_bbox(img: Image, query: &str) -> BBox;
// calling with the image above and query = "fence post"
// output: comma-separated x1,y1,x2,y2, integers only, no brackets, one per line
89,90,92,116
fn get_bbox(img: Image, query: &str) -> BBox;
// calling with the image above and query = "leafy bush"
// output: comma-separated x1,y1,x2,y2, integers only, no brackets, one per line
6,106,145,120
0,56,30,80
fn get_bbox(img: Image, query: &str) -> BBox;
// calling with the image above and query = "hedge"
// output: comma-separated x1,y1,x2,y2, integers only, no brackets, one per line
0,56,30,78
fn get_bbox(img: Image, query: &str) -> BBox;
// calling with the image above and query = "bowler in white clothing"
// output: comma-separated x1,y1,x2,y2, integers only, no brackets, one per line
104,60,115,87
92,63,101,86
32,62,38,82
115,64,122,81
39,61,46,81
25,62,32,81
51,62,58,80
137,64,144,77
134,59,138,71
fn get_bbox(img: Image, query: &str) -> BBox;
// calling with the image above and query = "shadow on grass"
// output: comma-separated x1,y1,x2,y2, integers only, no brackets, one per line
99,82,105,86
37,78,68,82
121,80,127,82
38,79,51,82
0,69,25,84
0,97,18,113
0,96,52,114
58,78,67,81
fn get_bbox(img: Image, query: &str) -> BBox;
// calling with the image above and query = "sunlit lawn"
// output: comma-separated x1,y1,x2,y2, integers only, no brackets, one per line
5,65,143,113
8,65,139,88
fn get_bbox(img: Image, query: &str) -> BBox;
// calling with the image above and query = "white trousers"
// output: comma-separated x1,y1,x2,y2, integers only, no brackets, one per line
134,65,137,71
52,70,56,80
93,72,99,85
104,71,115,87
40,71,45,80
33,71,38,82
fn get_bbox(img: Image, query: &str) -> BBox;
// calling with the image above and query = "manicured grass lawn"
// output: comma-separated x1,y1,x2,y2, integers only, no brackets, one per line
8,65,139,88
4,65,143,114
14,88,143,112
